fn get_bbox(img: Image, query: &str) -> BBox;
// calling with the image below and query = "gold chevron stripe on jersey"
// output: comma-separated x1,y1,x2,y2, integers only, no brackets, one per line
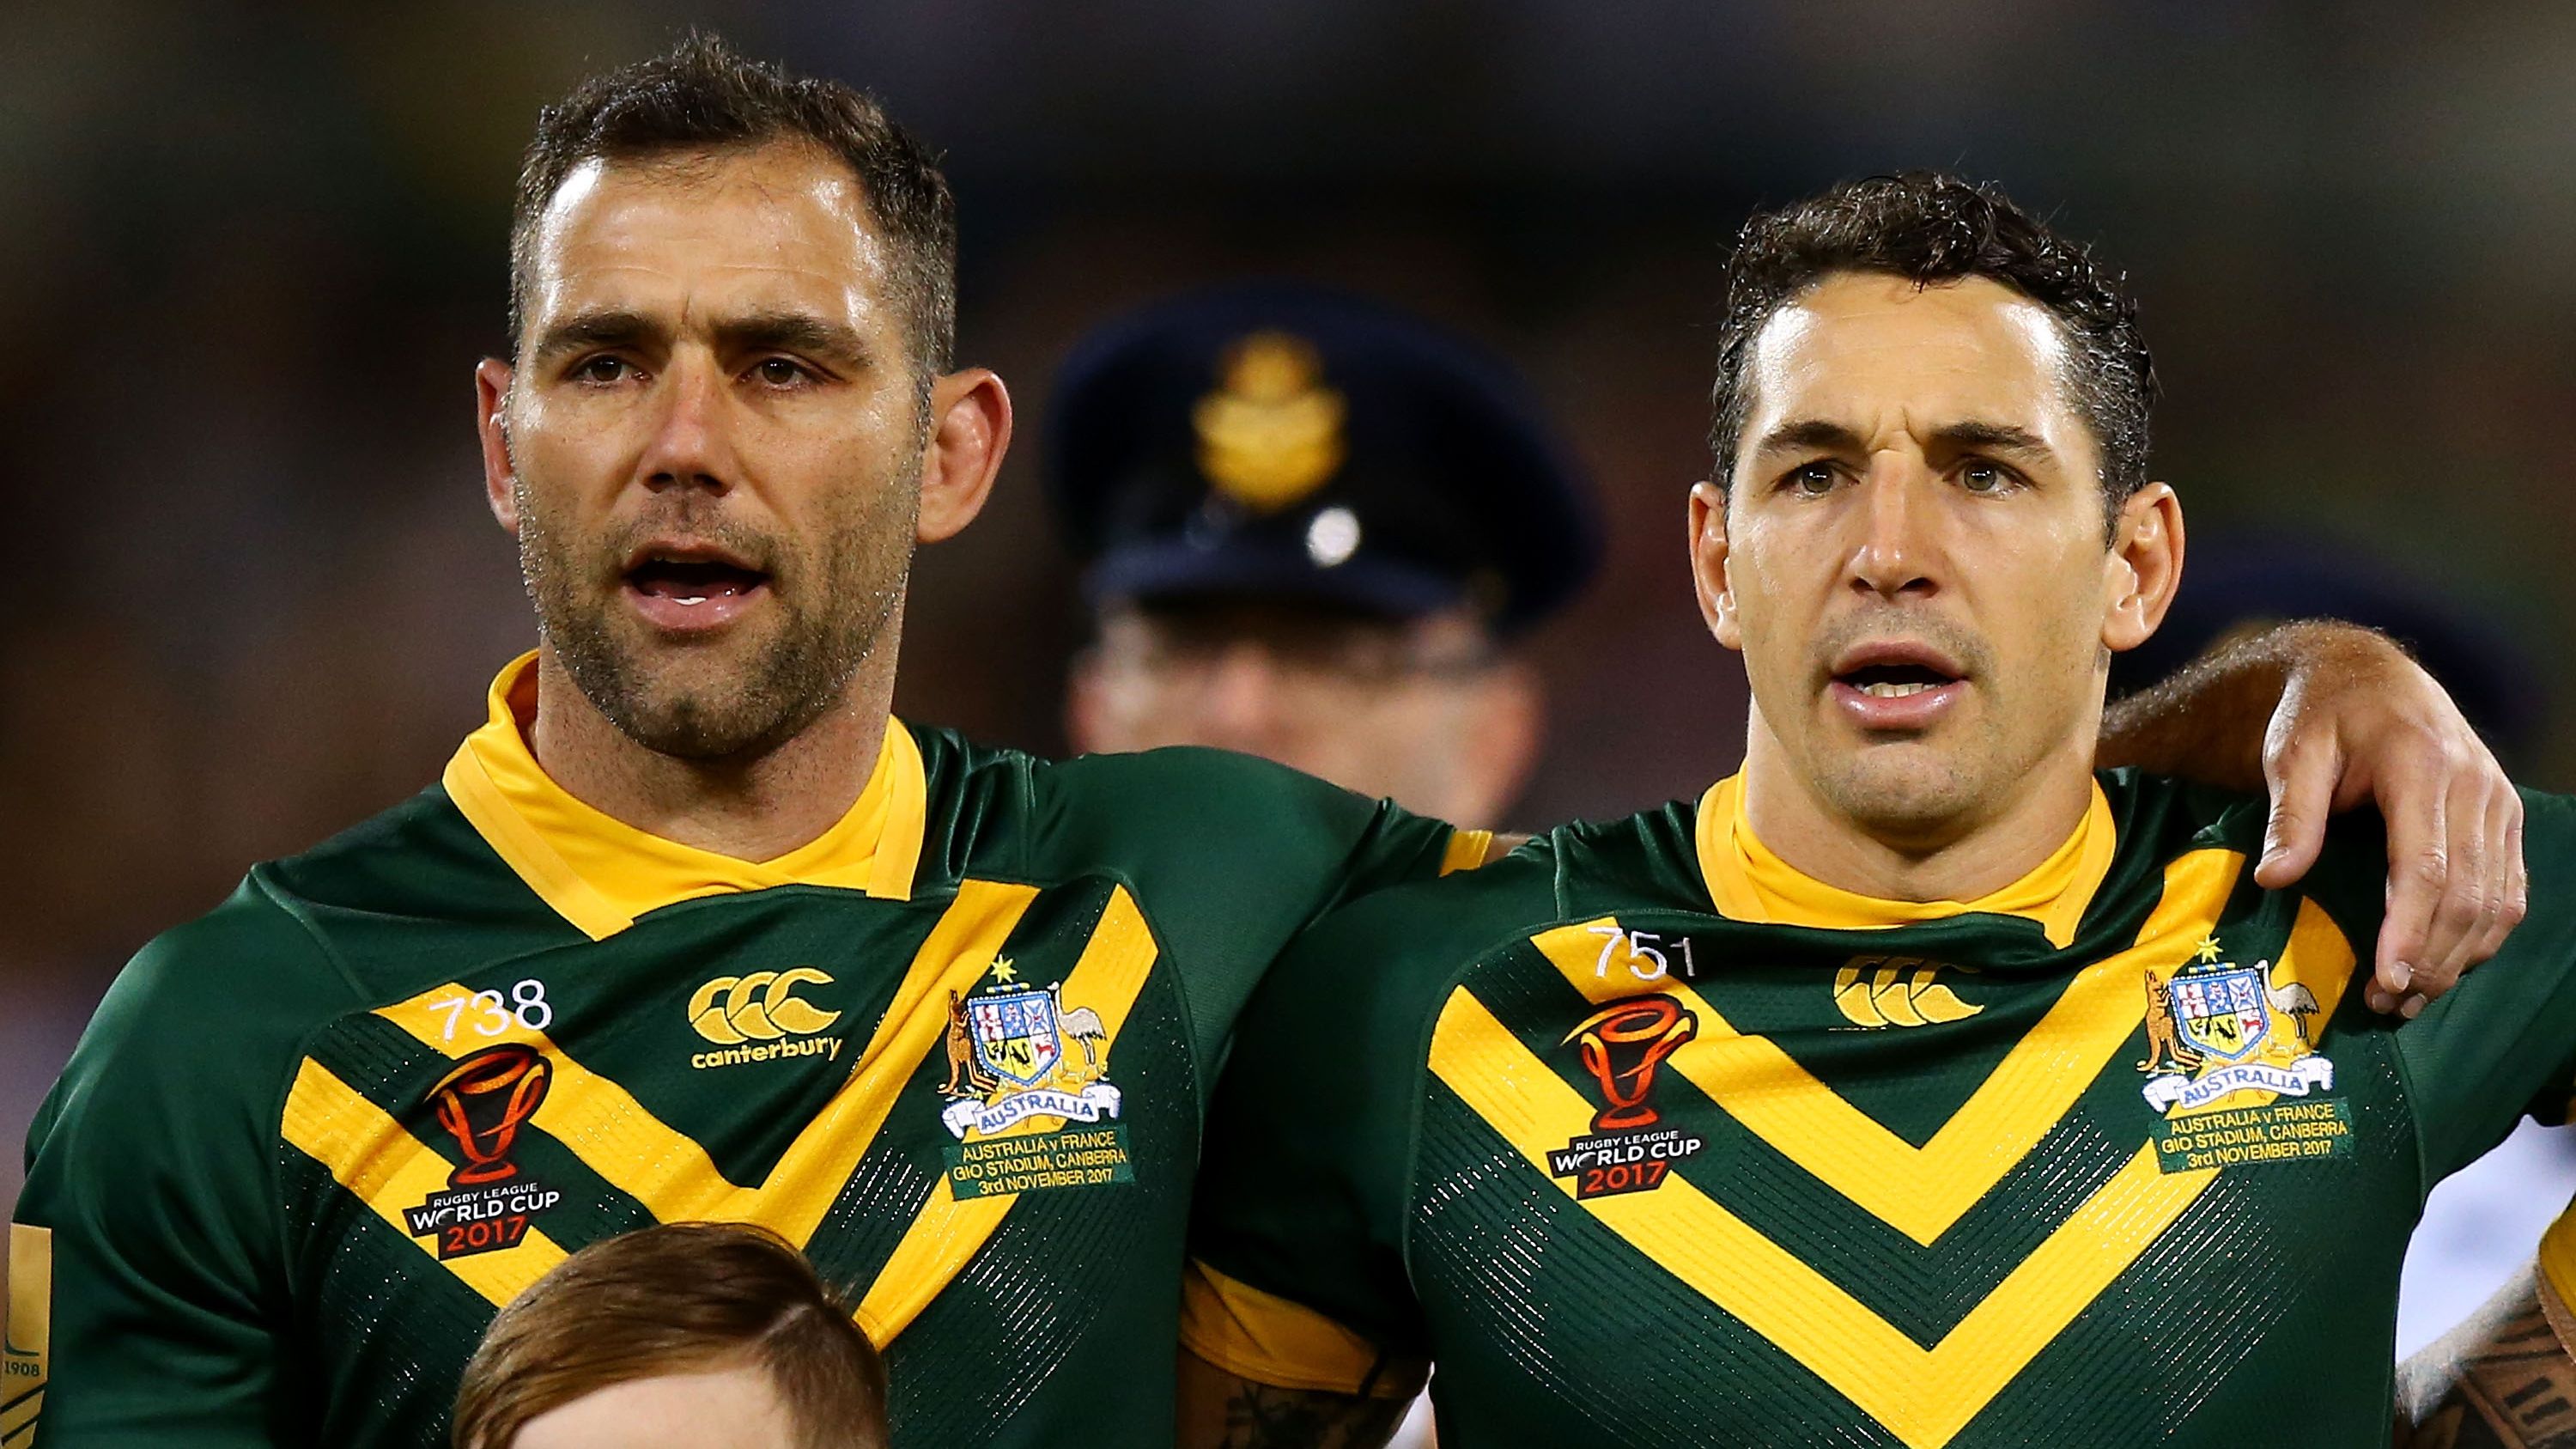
1532,849,2246,1245
279,1058,571,1306
854,885,1163,1344
371,881,1038,1241
1434,990,2206,1449
288,880,1047,1324
1438,886,2358,1448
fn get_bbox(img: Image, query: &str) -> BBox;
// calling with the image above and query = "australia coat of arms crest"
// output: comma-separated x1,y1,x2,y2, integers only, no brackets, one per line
938,965,1122,1141
2138,940,2331,1117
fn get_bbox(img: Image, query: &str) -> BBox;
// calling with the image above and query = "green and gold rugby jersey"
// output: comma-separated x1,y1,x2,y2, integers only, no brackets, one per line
1187,770,2576,1449
4,653,1473,1449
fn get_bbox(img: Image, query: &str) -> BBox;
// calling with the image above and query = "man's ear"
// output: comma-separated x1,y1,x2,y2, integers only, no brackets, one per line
1688,482,1744,650
2102,481,2185,654
918,368,1012,544
477,357,519,533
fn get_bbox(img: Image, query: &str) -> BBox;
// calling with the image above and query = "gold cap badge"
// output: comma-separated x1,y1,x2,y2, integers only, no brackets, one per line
1193,331,1346,512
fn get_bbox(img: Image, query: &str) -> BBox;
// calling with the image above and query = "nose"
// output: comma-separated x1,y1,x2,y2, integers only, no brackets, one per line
636,349,738,496
1847,458,1940,601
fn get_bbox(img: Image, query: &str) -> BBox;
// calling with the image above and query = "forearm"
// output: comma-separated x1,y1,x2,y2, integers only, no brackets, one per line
2397,1268,2576,1447
1178,1349,1411,1449
2099,620,2397,787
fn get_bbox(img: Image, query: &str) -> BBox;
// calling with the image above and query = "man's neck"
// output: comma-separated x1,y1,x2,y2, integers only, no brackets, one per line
1738,722,2099,904
525,648,897,862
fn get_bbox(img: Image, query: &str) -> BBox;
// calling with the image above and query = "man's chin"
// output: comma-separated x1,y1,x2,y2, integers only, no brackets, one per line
1810,743,1986,842
606,691,795,762
565,639,803,762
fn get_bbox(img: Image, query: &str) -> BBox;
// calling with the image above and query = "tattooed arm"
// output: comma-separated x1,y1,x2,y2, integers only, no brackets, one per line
1178,1349,1413,1449
2397,1268,2576,1447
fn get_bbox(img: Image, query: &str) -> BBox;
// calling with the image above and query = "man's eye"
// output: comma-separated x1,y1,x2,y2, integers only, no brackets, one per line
1785,461,1838,496
1960,460,2014,493
753,357,809,387
571,356,631,384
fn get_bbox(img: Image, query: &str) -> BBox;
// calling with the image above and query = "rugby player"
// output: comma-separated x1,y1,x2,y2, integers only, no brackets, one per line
8,40,1468,1447
0,46,2519,1449
1177,173,2566,1448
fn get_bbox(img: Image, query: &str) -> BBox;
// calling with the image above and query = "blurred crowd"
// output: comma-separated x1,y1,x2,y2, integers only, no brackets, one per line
4,0,2575,1315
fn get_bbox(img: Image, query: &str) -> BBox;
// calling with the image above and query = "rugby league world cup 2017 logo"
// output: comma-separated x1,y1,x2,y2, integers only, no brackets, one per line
402,1044,565,1260
1547,995,1707,1200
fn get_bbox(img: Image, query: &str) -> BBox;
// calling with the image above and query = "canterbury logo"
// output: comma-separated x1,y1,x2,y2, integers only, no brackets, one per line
1832,957,1983,1028
688,969,842,1044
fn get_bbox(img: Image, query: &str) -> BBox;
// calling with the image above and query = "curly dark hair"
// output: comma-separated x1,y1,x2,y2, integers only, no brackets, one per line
1707,172,2157,531
508,33,956,381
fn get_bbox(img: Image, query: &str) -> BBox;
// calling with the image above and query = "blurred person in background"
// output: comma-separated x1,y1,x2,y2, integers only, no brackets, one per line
1048,283,1599,831
452,1221,886,1449
1045,283,1596,1449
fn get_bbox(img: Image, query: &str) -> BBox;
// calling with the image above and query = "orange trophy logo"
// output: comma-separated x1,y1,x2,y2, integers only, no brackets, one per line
427,1044,550,1187
1563,995,1698,1132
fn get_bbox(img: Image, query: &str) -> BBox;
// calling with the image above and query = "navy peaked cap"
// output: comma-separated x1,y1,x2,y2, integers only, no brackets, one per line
1044,283,1601,635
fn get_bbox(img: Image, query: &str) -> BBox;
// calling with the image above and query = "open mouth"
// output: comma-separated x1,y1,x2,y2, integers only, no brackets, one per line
1835,661,1959,699
620,545,772,632
626,556,770,606
1826,642,1968,728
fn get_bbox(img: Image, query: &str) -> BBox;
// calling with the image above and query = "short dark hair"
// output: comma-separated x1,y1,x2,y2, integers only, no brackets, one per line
509,33,956,379
1707,171,2157,527
452,1221,888,1449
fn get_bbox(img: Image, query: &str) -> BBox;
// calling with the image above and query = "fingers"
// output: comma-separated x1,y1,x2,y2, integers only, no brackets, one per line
2255,733,2337,891
2396,770,2500,1011
2372,770,2447,1018
2392,759,2524,1015
2436,789,2527,996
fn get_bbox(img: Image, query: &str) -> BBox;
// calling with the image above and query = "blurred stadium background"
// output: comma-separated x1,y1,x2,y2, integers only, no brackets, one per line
6,0,2574,1363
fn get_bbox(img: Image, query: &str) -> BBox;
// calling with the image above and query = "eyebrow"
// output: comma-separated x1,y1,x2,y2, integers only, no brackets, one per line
529,308,665,364
713,311,876,371
1929,420,2054,462
1751,418,1867,456
1750,417,2057,462
527,308,877,373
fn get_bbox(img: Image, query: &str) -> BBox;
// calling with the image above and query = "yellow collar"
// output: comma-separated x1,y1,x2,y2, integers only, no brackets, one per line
1694,773,2115,948
441,652,927,940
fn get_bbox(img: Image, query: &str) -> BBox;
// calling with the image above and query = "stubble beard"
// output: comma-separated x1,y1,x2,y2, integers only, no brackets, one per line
1795,610,2005,849
516,473,917,764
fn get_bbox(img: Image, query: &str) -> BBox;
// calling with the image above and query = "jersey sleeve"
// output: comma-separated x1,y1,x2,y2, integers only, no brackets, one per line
10,874,356,1445
2397,790,2576,1185
1028,747,1459,1063
1182,887,1443,1399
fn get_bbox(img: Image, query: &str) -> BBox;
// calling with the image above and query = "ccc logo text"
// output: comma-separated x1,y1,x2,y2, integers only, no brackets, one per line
687,971,845,1071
